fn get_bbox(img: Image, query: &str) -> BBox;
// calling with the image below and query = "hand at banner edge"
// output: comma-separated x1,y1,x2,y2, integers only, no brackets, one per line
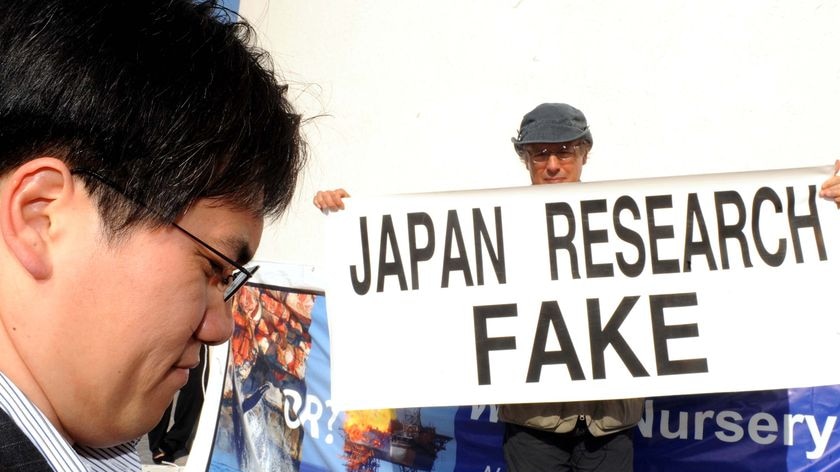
818,160,840,209
313,188,351,213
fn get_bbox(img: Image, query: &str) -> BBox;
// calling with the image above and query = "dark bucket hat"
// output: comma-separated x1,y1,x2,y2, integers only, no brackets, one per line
512,103,592,155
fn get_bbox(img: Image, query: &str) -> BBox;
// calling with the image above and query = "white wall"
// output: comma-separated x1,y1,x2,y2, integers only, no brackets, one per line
241,0,840,269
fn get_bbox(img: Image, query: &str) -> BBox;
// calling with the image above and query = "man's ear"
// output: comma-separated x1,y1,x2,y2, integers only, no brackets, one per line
0,158,76,280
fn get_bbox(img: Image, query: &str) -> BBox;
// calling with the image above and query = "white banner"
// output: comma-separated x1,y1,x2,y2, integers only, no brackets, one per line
324,166,840,410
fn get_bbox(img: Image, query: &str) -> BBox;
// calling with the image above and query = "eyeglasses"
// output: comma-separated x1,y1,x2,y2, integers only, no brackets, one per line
525,143,584,164
70,168,259,301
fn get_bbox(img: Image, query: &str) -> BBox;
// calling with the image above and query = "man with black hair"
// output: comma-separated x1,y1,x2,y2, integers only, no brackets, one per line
0,1,305,470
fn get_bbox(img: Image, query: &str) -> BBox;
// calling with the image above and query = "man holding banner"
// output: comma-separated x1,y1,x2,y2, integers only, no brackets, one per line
497,103,642,472
315,104,840,472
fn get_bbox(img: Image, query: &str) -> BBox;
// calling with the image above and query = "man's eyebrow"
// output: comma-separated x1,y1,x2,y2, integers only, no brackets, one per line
218,235,256,266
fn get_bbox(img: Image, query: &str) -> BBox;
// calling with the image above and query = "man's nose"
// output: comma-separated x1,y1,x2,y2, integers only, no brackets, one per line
545,155,564,171
195,296,235,346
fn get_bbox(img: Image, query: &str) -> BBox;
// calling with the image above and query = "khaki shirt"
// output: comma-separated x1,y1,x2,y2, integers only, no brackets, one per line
498,398,644,437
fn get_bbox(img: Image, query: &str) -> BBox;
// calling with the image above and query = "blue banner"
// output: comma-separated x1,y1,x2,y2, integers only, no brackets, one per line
205,279,840,471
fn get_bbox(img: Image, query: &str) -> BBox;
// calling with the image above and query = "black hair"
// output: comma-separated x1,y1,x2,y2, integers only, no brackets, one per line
0,0,305,234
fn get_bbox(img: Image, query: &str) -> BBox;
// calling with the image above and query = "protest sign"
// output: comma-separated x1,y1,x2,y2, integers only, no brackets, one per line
325,166,840,410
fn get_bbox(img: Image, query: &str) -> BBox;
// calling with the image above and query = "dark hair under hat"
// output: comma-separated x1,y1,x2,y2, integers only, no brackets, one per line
512,103,593,156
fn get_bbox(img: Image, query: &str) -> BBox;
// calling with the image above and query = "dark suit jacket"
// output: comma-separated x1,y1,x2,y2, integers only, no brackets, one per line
0,408,53,471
